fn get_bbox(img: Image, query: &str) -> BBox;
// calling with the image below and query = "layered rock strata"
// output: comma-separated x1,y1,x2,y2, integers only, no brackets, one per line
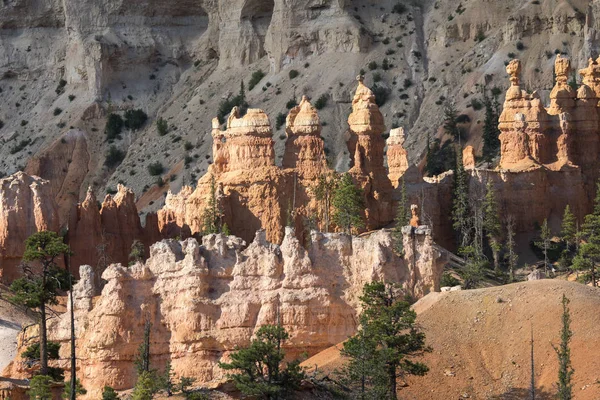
4,227,446,398
386,127,409,187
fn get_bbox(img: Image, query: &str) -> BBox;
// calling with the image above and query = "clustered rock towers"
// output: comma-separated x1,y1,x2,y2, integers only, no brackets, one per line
158,77,405,245
499,55,600,171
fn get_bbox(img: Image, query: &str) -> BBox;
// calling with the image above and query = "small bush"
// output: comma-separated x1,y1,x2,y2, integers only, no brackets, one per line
289,69,299,79
184,155,193,166
373,72,382,83
368,61,378,71
507,52,516,59
470,98,483,110
148,161,164,176
441,272,461,287
105,113,124,140
372,85,391,107
149,74,156,80
105,146,125,168
55,79,67,95
382,58,391,70
286,98,297,109
53,107,63,116
404,79,413,88
0,120,3,130
20,120,28,126
184,141,194,151
68,95,76,102
102,386,119,400
276,113,286,130
10,139,31,154
124,109,148,131
248,70,266,90
382,37,390,45
314,94,328,110
156,117,169,136
475,29,486,42
516,41,525,51
392,3,407,13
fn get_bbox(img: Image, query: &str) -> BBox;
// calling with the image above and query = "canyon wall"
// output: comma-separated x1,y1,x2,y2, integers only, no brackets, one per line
3,227,446,398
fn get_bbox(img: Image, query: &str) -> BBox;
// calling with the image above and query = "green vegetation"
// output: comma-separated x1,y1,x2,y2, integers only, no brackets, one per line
102,386,119,400
53,108,63,116
289,69,299,79
443,101,462,140
554,294,574,400
482,89,501,162
124,109,148,131
339,281,429,399
392,3,407,13
248,70,266,90
572,182,600,286
147,161,164,176
56,79,67,95
372,84,391,107
105,146,125,168
62,379,86,399
286,98,297,109
29,375,53,400
10,139,31,154
275,113,286,130
156,117,169,136
393,178,409,255
10,231,72,376
425,138,456,177
314,94,328,110
105,113,124,140
483,180,501,273
129,240,145,265
217,81,248,124
219,325,305,399
332,173,364,234
201,176,224,235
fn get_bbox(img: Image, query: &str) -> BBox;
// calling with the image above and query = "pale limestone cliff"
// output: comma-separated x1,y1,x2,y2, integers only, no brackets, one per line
3,227,446,398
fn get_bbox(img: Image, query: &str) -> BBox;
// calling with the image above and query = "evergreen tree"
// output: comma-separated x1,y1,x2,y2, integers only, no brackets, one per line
572,183,600,286
218,325,305,399
560,205,577,269
314,172,338,233
10,231,72,376
129,240,145,265
134,319,152,374
553,294,574,400
393,179,410,255
443,101,462,140
483,180,502,273
102,386,119,400
201,175,222,235
482,90,501,162
536,219,552,276
452,152,471,249
62,379,86,399
29,375,53,400
340,282,429,399
132,371,157,400
332,173,364,234
506,215,518,282
160,361,174,396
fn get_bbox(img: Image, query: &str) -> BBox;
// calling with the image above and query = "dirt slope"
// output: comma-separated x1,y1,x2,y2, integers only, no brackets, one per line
304,280,600,400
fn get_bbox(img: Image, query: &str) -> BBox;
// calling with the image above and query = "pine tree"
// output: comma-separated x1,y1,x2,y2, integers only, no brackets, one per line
393,178,410,255
102,386,119,400
332,173,364,234
560,205,577,269
62,379,86,399
201,175,221,235
572,183,600,286
483,180,502,273
159,361,174,396
218,325,305,399
340,282,429,399
452,152,471,249
536,219,552,276
553,294,574,400
482,90,501,162
29,375,53,400
506,215,518,282
10,231,72,376
132,371,157,400
443,101,461,140
134,319,151,374
313,172,338,233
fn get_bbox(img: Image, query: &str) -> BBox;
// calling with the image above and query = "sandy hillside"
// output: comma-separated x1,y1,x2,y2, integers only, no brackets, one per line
303,280,600,400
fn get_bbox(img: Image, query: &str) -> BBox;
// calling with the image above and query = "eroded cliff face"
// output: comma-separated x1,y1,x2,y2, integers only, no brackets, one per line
3,227,446,398
0,172,59,283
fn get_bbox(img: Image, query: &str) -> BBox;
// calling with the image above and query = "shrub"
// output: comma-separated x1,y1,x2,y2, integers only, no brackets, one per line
0,120,3,129
53,108,62,116
372,85,391,107
184,141,194,151
148,161,164,176
286,98,297,109
10,139,31,154
441,272,461,287
124,109,148,131
156,117,169,136
382,37,390,45
382,58,391,70
105,146,125,168
392,3,407,13
289,69,299,79
102,386,119,400
149,74,156,80
184,155,193,166
105,113,124,140
470,98,483,111
475,29,486,42
29,375,53,400
368,61,378,71
276,113,286,130
516,41,525,51
20,120,28,126
373,72,382,83
68,95,76,102
403,78,413,88
314,94,328,110
248,70,266,90
55,79,67,95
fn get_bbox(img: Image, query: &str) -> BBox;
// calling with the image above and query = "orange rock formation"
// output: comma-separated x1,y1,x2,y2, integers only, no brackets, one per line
387,127,409,187
0,173,60,283
4,228,447,397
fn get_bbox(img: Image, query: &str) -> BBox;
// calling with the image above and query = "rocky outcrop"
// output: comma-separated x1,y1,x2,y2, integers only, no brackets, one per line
0,173,60,283
462,146,475,169
386,127,409,187
3,227,446,398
